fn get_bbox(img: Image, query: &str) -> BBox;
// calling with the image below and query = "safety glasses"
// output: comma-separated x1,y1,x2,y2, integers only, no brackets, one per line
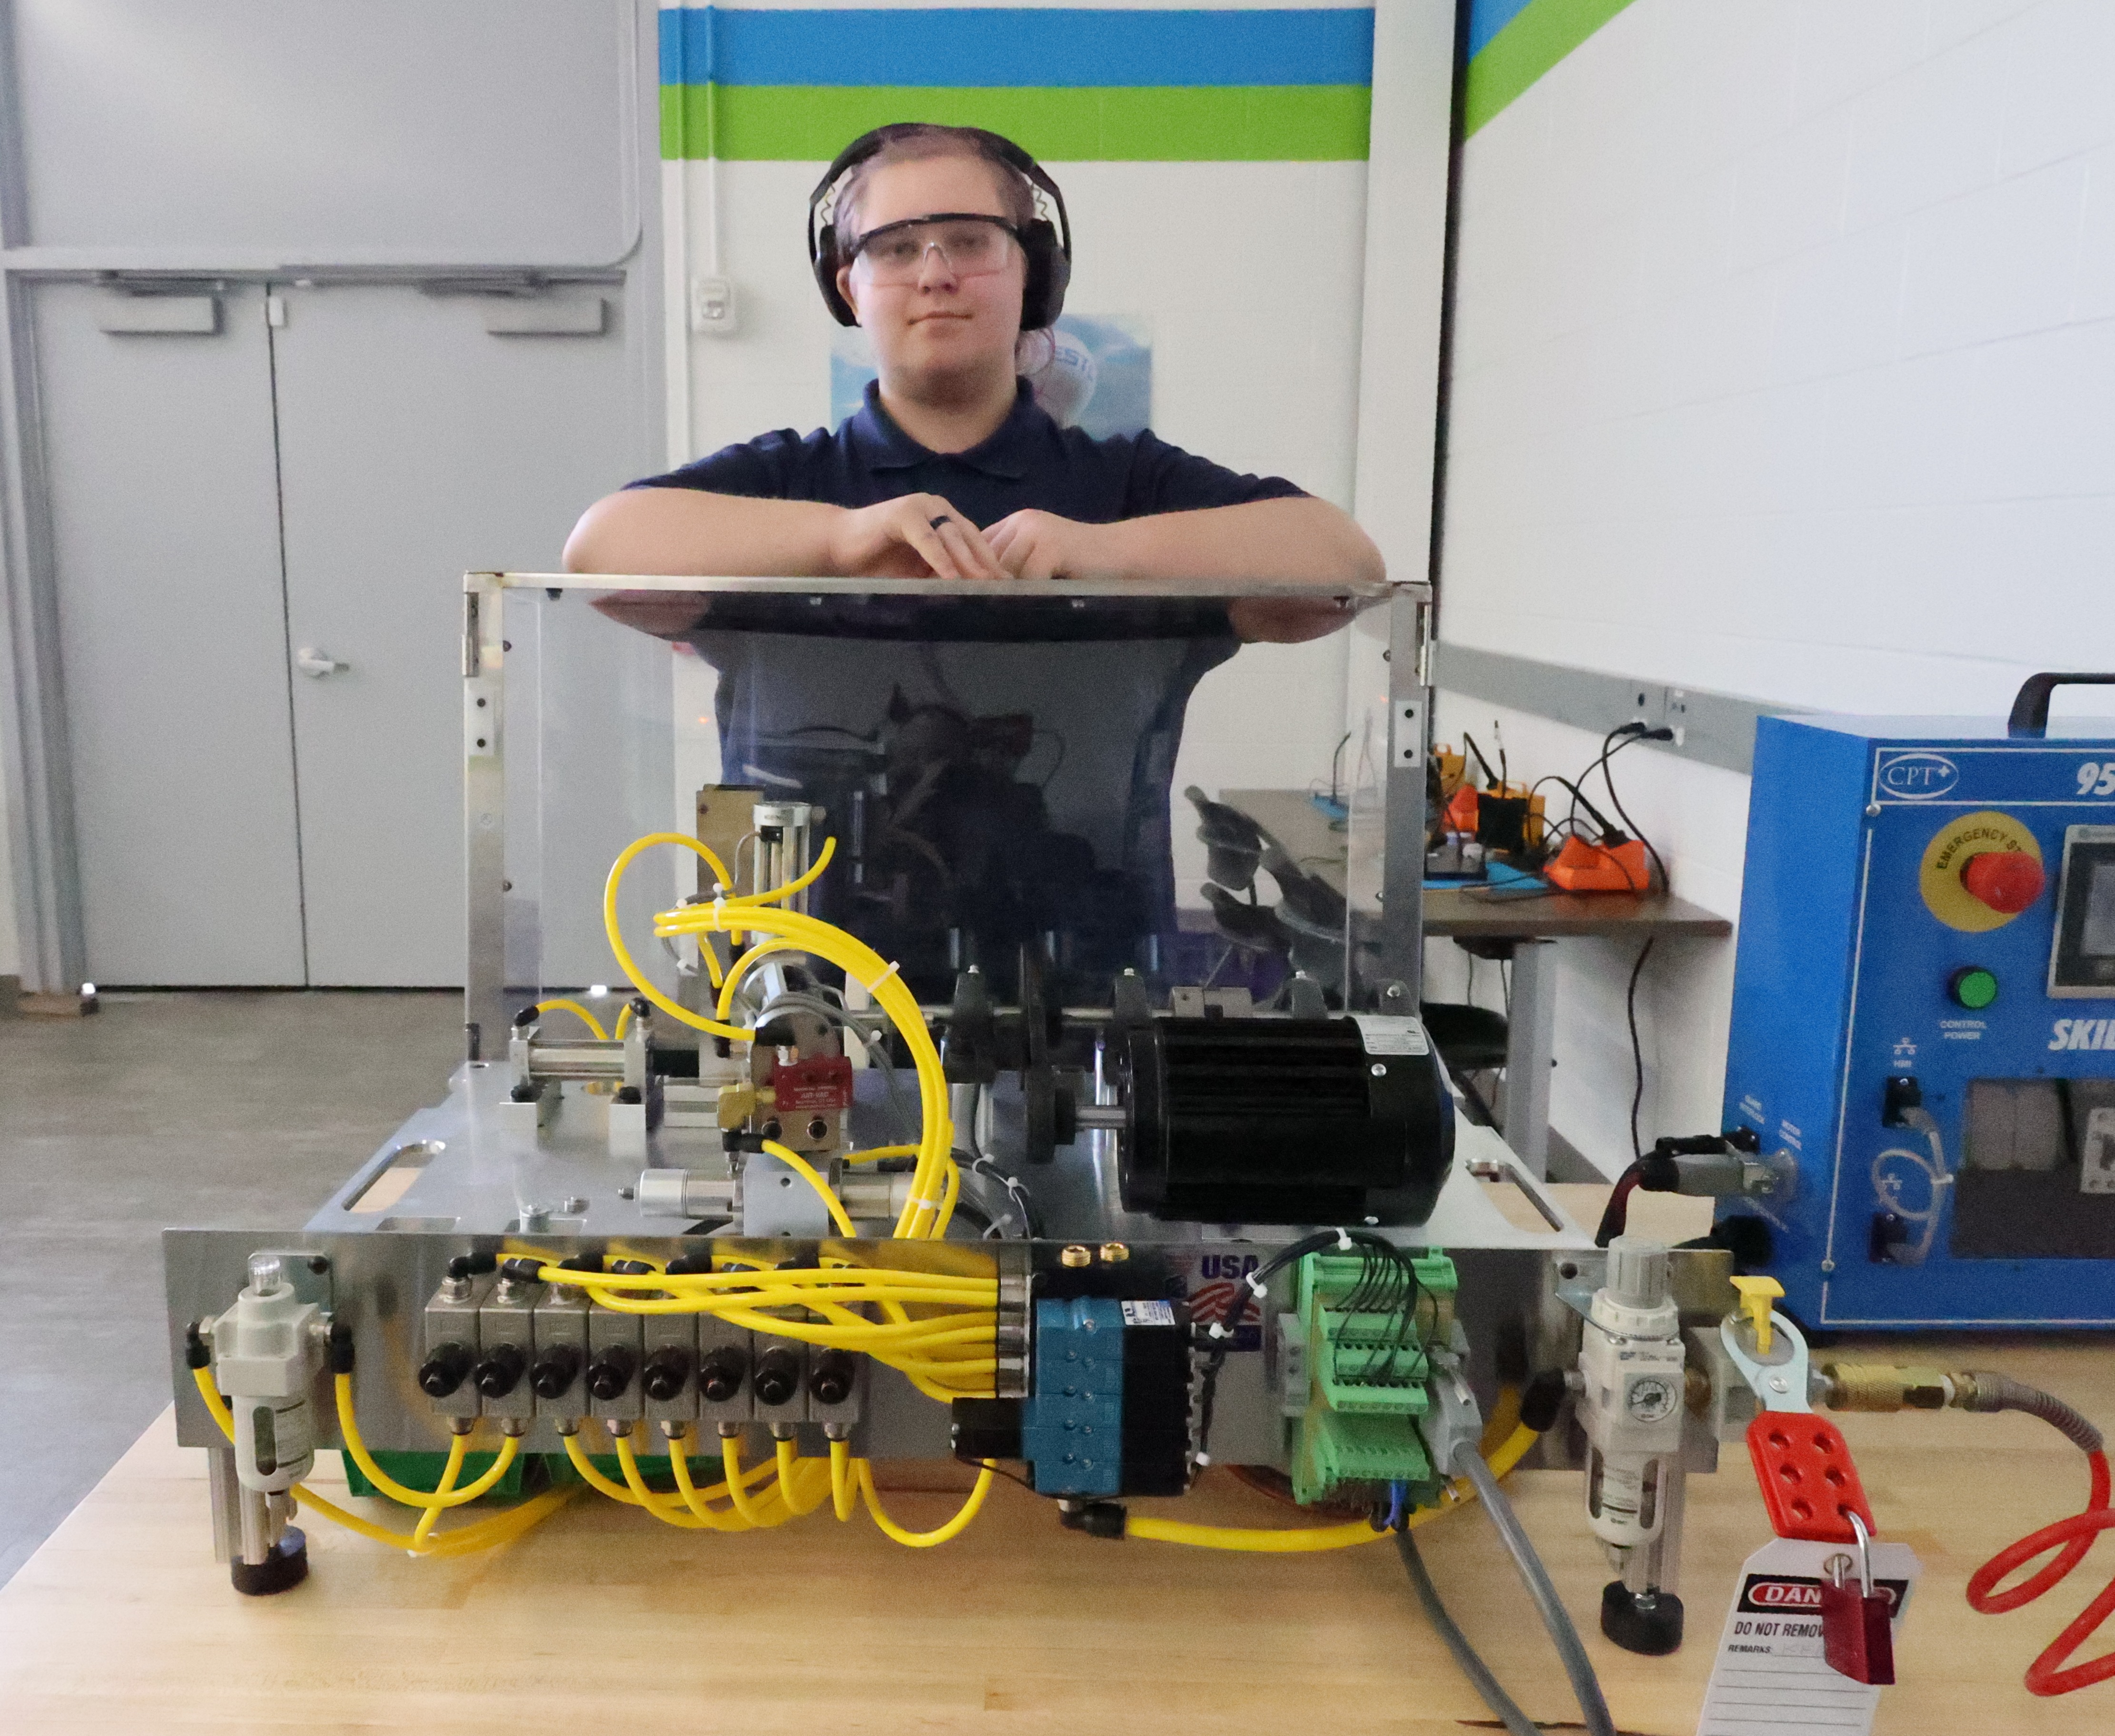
848,213,1022,285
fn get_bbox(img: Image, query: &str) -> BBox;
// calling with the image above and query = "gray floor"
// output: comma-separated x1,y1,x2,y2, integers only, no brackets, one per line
0,989,462,1587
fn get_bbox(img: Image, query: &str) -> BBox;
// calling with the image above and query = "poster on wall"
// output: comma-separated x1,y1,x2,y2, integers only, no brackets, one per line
830,316,1153,438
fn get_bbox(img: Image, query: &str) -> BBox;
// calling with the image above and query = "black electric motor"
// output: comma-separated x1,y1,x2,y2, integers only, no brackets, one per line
1115,1015,1454,1224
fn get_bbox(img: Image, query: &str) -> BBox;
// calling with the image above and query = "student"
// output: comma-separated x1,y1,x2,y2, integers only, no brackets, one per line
564,123,1384,996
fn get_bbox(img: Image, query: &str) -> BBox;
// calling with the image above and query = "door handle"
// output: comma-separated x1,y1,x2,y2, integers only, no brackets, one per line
295,646,348,678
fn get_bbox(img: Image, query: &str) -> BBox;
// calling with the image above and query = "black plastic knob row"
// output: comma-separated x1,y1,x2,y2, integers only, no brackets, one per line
529,1344,582,1401
472,1343,526,1399
585,1344,637,1402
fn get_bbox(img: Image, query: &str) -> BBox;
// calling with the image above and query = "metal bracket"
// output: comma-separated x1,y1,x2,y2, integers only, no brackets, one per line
1719,1309,1813,1412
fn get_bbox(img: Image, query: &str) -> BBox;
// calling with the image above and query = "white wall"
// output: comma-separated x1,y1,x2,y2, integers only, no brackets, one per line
1439,0,2115,1173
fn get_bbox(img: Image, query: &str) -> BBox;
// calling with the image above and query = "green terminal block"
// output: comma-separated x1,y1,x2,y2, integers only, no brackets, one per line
1287,1249,1458,1508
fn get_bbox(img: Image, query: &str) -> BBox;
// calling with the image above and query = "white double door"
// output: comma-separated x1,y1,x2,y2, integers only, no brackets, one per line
37,279,638,985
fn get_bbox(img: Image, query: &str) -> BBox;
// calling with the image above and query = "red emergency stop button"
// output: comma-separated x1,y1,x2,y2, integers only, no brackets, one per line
1961,849,2046,913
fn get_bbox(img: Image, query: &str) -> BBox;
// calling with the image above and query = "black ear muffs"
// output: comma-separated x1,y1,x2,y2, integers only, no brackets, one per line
809,125,1072,331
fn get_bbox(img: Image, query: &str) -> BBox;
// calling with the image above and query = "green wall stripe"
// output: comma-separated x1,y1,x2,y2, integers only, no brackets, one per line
1462,0,1636,137
660,83,1372,161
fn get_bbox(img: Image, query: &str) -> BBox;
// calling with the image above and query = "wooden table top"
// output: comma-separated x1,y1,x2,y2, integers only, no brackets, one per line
3,1195,2110,1733
1220,789,1733,941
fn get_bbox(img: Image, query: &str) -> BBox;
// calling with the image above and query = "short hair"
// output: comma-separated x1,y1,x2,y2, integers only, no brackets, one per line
835,124,1038,259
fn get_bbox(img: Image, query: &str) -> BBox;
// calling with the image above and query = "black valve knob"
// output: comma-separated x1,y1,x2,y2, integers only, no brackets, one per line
529,1343,582,1401
753,1345,801,1408
810,1350,857,1408
417,1341,473,1398
473,1342,526,1399
586,1343,638,1402
699,1344,749,1404
642,1345,694,1403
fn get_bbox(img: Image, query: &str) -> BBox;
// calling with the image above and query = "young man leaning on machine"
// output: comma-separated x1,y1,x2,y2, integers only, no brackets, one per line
565,124,1384,998
563,122,1381,634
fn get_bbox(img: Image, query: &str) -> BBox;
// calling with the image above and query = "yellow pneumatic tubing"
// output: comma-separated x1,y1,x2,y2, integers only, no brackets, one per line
829,1437,857,1520
1123,1423,1543,1552
721,1433,781,1527
854,1459,997,1548
529,1263,1001,1399
191,1368,568,1557
776,1436,832,1517
336,1375,519,1508
571,1428,798,1530
759,1138,857,1237
607,831,957,1240
533,997,608,1040
412,1432,466,1547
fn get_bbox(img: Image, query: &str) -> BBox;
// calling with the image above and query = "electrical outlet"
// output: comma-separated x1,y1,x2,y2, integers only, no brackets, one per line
690,276,738,336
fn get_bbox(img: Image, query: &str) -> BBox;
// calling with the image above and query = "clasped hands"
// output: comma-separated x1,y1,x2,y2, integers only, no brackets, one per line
829,493,1113,582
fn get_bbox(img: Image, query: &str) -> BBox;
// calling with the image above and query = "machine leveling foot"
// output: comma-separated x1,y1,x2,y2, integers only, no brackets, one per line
1600,1580,1683,1654
230,1528,308,1597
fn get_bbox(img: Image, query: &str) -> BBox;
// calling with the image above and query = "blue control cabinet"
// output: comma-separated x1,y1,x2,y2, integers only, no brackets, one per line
1718,700,2115,1327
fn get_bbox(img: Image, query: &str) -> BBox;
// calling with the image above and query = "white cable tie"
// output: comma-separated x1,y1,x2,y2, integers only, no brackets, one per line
908,1194,942,1211
1206,1321,1232,1340
862,959,902,995
1243,1274,1268,1301
1334,1227,1354,1250
1194,1452,1212,1467
711,893,727,927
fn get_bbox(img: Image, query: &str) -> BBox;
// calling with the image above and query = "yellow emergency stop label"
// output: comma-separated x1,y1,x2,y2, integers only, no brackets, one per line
1919,810,2042,932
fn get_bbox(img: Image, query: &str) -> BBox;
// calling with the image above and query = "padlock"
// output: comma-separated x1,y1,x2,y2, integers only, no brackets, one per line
1819,1510,1896,1686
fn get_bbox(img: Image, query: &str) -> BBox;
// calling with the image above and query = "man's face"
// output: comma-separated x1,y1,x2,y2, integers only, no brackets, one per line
837,154,1027,389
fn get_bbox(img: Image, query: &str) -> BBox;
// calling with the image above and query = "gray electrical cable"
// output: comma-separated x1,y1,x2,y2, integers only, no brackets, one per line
1395,1531,1540,1736
1449,1440,1618,1736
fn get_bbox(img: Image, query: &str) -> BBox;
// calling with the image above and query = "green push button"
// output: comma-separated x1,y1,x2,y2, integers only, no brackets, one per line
1949,966,1999,1010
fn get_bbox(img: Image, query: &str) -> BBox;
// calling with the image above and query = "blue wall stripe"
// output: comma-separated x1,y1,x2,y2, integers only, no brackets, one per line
1464,0,1534,60
659,7,1375,89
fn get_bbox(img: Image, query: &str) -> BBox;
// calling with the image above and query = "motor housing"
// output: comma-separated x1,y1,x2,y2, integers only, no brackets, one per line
1115,1014,1454,1224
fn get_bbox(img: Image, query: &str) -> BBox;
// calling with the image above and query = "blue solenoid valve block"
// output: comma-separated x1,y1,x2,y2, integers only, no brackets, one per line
1019,1297,1127,1495
945,1295,1192,1499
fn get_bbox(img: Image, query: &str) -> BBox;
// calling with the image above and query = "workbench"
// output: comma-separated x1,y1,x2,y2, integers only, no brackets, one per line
2,1193,2110,1734
1220,789,1733,1177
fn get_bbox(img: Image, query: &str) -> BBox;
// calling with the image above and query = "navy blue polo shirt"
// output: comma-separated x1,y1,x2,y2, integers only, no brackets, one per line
632,376,1305,526
624,380,1307,1001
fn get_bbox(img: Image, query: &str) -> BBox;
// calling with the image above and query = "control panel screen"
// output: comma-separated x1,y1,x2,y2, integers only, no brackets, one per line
2051,826,2115,996
2084,862,2115,957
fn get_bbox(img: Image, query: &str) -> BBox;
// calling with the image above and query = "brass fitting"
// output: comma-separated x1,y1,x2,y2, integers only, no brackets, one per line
1817,1362,1952,1412
1059,1245,1093,1269
716,1081,758,1130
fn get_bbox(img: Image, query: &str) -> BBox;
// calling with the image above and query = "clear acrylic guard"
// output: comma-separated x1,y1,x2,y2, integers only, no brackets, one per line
462,572,1429,1056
